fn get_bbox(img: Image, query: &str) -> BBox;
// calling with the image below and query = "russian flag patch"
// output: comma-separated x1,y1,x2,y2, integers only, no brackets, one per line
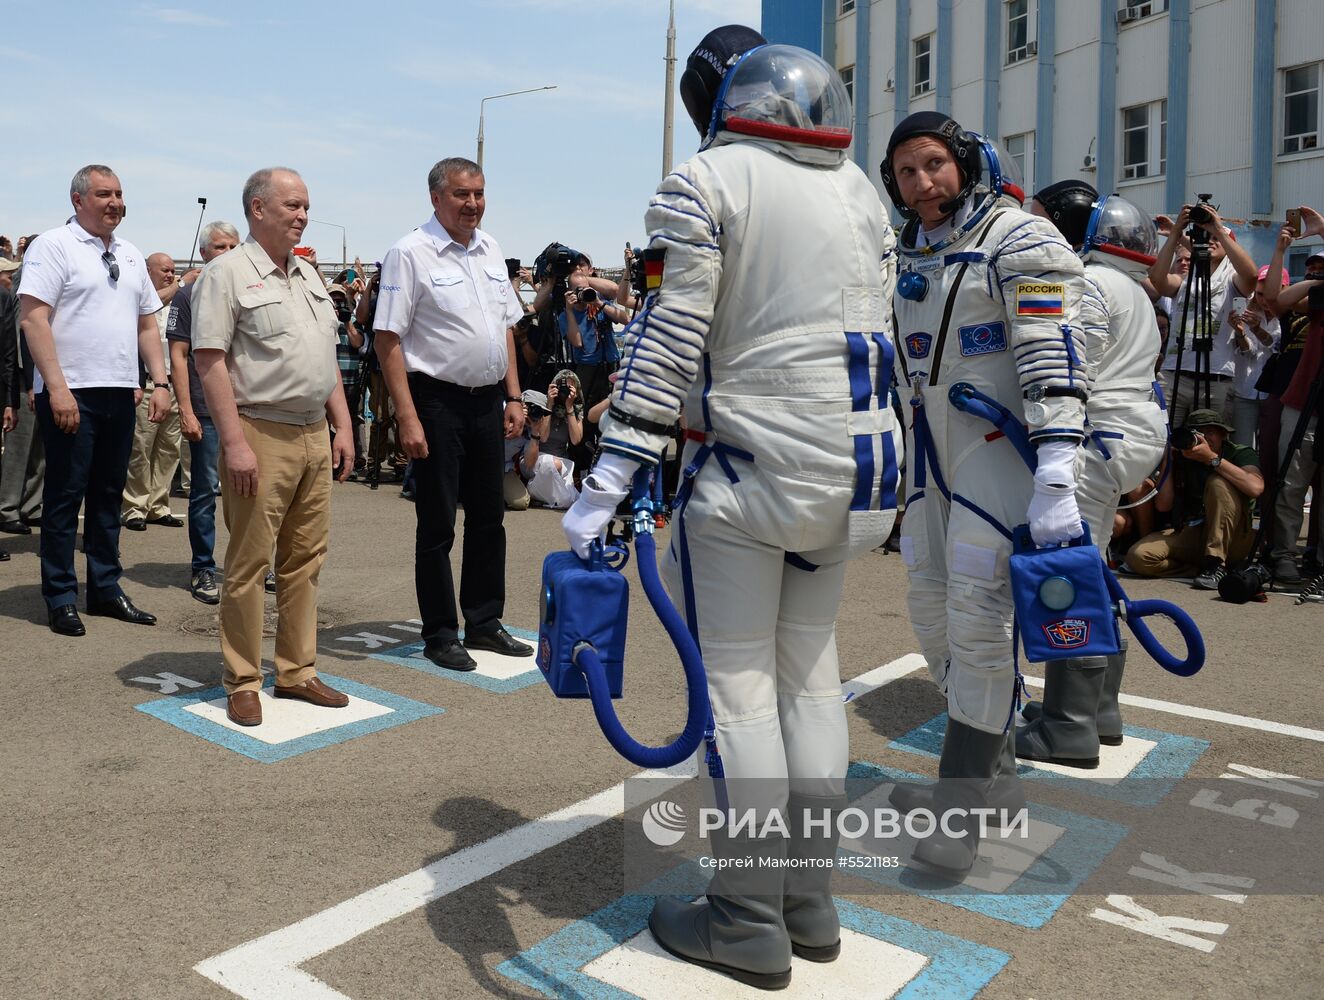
1016,282,1065,316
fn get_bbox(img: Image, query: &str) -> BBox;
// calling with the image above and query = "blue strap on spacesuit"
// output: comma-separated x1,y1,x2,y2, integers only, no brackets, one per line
948,384,1205,678
845,332,901,514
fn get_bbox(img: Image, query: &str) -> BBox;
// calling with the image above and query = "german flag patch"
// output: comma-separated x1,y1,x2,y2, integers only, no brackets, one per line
1016,282,1065,316
643,247,666,292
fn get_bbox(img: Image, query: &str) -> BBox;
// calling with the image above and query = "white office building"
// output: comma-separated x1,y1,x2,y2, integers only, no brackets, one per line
761,0,1323,270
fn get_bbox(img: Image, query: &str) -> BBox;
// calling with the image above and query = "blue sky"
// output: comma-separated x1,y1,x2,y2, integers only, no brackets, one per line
3,0,760,268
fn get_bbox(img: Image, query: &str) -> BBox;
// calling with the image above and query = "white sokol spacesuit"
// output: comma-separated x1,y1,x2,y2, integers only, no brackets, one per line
882,113,1090,874
562,32,898,989
1019,187,1167,764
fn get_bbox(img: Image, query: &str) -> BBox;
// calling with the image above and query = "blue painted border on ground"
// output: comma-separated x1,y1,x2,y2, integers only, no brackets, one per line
367,626,543,693
496,865,1010,999
134,673,444,763
887,714,1209,806
844,761,1129,929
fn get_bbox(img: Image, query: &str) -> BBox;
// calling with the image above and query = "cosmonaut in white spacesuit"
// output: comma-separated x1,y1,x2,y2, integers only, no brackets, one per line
1017,183,1167,765
881,112,1091,876
561,25,900,991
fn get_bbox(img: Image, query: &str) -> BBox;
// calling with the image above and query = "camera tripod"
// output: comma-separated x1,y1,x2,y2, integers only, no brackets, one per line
1169,216,1218,428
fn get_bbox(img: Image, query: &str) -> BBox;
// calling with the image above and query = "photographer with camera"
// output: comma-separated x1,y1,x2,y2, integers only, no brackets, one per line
1126,410,1264,588
1261,211,1324,582
562,260,629,409
1149,201,1260,427
512,387,579,509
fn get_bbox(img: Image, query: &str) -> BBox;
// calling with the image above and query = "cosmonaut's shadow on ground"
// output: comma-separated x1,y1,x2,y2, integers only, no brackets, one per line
115,650,224,691
118,560,191,592
852,674,947,742
0,581,47,626
424,796,622,1000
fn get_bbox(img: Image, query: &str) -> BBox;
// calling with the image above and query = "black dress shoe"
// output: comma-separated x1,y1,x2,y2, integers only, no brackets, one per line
87,594,157,626
0,518,31,535
463,625,533,657
0,547,8,561
49,605,86,636
422,640,477,672
123,517,147,531
147,514,184,527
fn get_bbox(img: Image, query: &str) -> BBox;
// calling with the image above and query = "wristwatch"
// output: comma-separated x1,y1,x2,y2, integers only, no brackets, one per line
505,395,521,404
1209,455,1223,469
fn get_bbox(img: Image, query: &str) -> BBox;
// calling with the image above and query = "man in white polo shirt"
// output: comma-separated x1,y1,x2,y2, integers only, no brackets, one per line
19,164,171,636
373,156,528,672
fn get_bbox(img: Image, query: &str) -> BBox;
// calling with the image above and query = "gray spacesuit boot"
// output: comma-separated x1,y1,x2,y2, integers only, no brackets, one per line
1095,639,1127,746
1022,639,1127,744
649,825,792,990
888,730,1024,822
1015,656,1108,767
909,718,1017,876
782,792,847,962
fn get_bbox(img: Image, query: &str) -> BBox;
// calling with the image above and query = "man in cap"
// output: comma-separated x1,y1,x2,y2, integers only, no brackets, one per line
1126,408,1263,586
1016,183,1167,765
880,112,1090,872
562,26,900,989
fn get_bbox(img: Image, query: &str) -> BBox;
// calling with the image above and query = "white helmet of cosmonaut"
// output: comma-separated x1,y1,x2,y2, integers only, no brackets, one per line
1082,194,1158,272
971,133,1027,208
700,44,853,151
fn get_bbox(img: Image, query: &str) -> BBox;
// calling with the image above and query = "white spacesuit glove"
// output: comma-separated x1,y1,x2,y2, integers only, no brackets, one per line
561,452,641,558
1027,440,1084,546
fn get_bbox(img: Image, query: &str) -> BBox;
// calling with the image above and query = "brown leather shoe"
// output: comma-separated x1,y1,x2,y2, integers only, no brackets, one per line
226,690,262,727
273,676,349,708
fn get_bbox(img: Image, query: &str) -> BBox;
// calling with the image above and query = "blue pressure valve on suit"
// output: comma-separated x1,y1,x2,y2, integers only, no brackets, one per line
537,465,713,768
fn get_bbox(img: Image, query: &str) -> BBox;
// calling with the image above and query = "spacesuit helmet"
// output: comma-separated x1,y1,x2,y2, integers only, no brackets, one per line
880,112,982,220
973,134,1027,207
693,43,854,150
1033,180,1099,248
680,24,768,138
1082,194,1158,265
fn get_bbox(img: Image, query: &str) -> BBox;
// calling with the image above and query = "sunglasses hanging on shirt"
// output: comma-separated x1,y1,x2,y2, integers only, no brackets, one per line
101,250,120,282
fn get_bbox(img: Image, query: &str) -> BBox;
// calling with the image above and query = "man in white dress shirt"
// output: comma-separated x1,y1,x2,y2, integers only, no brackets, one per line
373,157,529,671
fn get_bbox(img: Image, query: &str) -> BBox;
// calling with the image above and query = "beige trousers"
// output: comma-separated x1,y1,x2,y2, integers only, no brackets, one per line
218,416,331,694
122,392,181,520
1127,474,1255,576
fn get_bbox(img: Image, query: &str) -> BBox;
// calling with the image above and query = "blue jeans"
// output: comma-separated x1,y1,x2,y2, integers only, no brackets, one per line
188,416,220,574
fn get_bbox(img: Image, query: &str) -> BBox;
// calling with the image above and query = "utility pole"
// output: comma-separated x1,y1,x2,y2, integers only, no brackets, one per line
662,0,677,177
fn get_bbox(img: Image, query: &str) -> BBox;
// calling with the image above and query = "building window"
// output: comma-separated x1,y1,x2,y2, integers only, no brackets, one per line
1007,0,1032,64
1124,0,1169,17
839,64,855,104
841,0,856,13
1004,131,1034,196
1283,63,1320,154
913,34,933,97
1122,99,1165,179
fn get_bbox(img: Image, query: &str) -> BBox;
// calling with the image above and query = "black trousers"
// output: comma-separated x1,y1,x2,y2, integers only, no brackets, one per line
409,374,506,646
35,387,136,610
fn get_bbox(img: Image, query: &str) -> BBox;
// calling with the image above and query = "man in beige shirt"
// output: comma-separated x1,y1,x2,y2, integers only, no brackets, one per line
192,166,354,727
122,252,184,529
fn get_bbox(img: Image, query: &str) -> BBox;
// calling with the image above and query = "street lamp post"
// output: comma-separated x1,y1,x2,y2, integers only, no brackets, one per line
307,218,347,274
477,85,557,171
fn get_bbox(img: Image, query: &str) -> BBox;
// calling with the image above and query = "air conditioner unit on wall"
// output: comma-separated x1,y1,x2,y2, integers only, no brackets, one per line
1117,8,1140,24
1026,39,1038,55
1083,153,1098,170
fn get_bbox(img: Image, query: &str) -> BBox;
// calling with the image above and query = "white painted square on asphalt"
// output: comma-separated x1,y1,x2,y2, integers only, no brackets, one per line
411,646,535,681
841,782,1067,892
1012,725,1158,783
184,690,393,744
581,926,929,998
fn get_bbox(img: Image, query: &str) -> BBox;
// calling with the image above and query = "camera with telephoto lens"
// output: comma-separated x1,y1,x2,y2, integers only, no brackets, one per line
551,373,574,415
1218,561,1273,604
1171,425,1199,451
526,402,550,421
573,287,598,305
335,304,352,323
506,257,521,280
1186,193,1216,246
534,242,576,284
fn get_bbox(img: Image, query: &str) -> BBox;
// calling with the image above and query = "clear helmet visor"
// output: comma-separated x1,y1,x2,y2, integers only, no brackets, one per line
973,134,1026,206
711,44,853,148
1085,195,1158,261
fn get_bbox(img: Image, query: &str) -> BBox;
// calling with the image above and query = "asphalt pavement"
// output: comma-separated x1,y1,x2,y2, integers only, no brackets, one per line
2,479,1321,999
